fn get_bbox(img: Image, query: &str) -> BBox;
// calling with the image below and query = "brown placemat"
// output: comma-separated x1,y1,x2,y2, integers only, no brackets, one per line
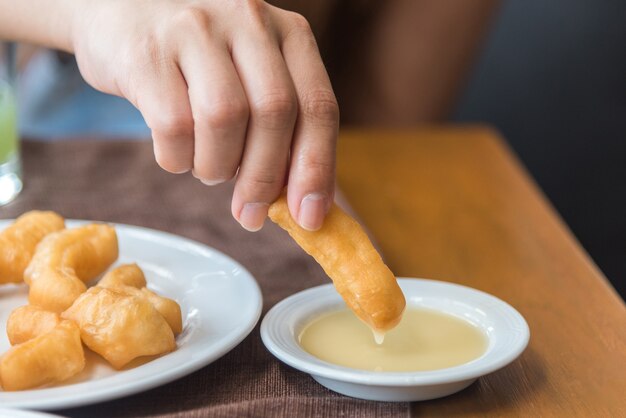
1,140,409,417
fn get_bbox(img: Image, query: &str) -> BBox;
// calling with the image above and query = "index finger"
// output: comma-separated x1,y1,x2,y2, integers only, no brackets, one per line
275,11,340,231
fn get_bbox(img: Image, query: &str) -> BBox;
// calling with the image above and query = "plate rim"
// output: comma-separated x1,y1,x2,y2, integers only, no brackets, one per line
0,219,263,410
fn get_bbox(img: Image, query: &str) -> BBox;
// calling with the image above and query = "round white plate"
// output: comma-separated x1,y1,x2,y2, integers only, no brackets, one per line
0,408,63,418
261,278,529,402
0,220,263,410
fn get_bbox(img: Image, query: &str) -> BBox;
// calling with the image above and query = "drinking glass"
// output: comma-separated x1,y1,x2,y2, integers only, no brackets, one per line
0,42,22,205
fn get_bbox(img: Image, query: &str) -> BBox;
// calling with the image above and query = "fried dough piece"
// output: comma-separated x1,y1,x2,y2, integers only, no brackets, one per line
6,305,61,345
110,285,183,335
98,264,182,334
0,320,85,391
62,287,176,369
98,263,147,289
24,224,118,313
268,193,405,334
138,287,183,335
0,211,64,284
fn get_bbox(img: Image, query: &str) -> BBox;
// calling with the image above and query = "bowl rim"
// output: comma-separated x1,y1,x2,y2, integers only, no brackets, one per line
260,278,530,387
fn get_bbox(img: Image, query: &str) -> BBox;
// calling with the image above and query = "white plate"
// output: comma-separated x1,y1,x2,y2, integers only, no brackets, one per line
0,220,263,410
261,278,529,402
0,408,63,418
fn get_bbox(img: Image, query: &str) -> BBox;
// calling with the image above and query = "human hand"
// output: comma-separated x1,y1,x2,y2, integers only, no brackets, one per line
71,0,338,231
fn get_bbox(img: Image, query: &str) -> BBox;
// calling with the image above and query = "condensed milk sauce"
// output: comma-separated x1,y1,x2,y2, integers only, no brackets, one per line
299,308,487,372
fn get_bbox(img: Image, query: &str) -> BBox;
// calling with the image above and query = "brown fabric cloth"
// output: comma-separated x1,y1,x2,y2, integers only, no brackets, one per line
0,141,409,418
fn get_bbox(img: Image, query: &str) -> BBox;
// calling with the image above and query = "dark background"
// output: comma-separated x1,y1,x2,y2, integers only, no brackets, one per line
454,1,626,298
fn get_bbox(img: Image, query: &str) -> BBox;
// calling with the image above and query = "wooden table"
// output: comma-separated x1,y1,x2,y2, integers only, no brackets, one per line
336,127,626,416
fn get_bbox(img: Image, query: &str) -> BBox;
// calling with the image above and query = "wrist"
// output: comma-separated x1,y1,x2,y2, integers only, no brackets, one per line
51,0,83,53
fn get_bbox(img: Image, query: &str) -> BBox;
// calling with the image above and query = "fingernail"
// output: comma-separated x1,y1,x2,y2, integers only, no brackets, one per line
192,169,226,185
299,193,327,231
200,178,226,186
239,203,269,232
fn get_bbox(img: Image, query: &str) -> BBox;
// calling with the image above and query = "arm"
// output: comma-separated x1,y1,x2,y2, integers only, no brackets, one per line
331,0,499,125
0,1,75,52
0,0,339,232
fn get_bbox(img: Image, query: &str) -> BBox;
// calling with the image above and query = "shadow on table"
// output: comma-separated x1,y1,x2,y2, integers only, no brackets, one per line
412,347,546,415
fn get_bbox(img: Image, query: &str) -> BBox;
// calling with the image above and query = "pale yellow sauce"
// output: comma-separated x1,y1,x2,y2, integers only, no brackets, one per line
299,308,487,372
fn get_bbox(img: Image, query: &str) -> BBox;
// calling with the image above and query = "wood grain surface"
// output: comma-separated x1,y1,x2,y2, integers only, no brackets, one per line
336,127,626,417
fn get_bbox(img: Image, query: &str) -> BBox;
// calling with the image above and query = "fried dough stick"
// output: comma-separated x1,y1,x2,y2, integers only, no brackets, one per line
0,211,64,284
6,305,61,345
98,264,183,335
268,194,405,337
0,320,85,391
62,286,176,369
24,224,118,313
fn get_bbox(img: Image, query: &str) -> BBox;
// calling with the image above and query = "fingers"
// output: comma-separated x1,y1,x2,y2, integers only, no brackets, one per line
130,58,194,174
229,21,298,231
128,5,336,234
276,12,339,231
177,20,249,185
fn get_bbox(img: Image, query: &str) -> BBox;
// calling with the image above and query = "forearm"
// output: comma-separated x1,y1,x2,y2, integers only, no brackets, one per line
0,0,77,52
335,0,500,125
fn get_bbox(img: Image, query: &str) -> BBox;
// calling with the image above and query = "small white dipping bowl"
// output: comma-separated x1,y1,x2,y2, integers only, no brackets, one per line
261,278,529,402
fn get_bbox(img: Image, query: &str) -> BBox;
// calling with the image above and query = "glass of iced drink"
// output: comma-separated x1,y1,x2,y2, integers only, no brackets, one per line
0,42,21,205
